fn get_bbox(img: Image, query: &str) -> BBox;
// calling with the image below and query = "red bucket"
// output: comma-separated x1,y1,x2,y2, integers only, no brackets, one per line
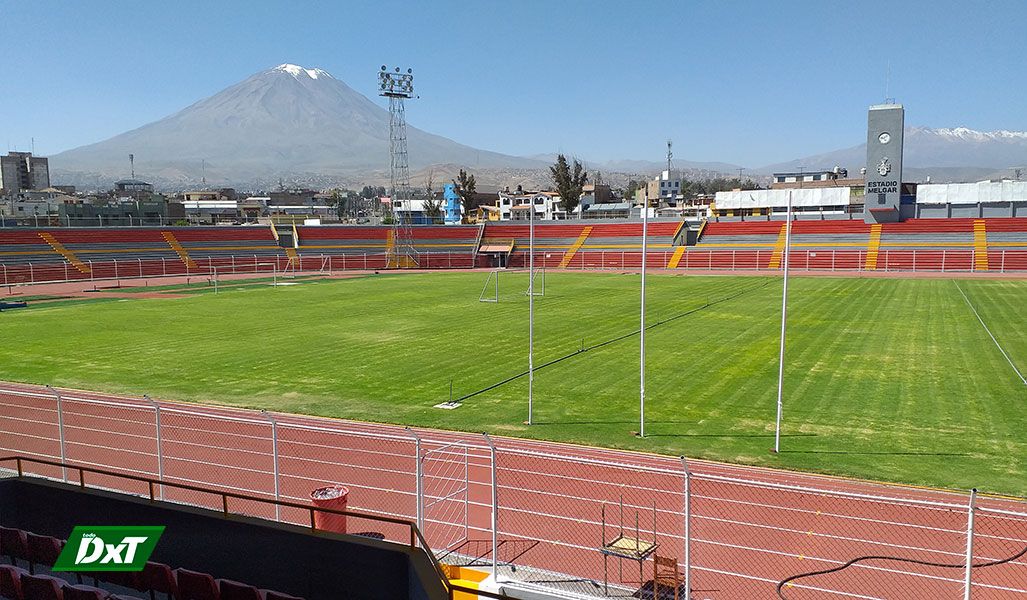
311,485,349,534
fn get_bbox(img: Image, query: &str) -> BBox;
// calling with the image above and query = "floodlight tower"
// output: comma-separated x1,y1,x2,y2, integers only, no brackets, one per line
378,66,418,268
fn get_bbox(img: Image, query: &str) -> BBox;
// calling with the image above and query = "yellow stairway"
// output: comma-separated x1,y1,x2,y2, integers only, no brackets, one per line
667,246,687,269
864,224,883,270
558,226,593,268
973,219,989,271
767,223,789,269
38,232,90,274
441,565,488,600
162,231,198,269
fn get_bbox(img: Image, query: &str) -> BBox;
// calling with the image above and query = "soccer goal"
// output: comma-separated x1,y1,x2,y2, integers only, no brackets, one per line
478,269,500,303
478,266,546,303
526,266,546,297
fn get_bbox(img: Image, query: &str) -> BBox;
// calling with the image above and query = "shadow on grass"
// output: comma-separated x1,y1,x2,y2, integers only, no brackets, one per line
779,449,969,457
643,432,819,439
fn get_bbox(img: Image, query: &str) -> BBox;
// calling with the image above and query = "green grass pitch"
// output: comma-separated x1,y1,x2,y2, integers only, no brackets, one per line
3,272,1026,495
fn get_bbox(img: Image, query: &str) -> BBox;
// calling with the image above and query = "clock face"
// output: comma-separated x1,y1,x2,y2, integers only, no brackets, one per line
878,132,891,145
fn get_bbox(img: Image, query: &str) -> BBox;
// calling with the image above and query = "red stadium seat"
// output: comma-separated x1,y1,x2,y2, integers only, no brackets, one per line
19,573,63,600
217,579,261,600
0,564,27,600
61,583,110,600
0,528,28,566
25,534,61,574
173,569,218,600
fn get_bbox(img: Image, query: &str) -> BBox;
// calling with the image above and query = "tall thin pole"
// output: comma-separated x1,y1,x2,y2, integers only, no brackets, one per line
262,410,281,521
48,386,68,482
528,201,535,424
483,432,498,579
963,488,977,599
640,187,649,437
774,191,793,453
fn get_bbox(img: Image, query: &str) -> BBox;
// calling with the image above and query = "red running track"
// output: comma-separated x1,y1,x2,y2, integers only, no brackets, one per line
1,381,1025,599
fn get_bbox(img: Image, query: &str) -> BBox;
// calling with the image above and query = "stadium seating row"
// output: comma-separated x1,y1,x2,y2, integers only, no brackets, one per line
0,526,301,600
3,218,1027,278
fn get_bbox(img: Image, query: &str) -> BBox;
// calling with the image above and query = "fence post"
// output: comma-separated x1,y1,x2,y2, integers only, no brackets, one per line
64,262,69,282
483,432,498,579
680,457,692,599
46,385,68,482
29,262,34,283
144,395,164,500
943,249,947,272
90,261,94,282
964,488,977,600
364,253,368,270
261,410,281,521
913,250,917,272
405,427,424,533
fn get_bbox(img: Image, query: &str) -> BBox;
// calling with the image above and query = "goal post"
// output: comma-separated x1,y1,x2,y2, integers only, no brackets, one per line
477,266,546,303
478,269,499,303
526,266,545,297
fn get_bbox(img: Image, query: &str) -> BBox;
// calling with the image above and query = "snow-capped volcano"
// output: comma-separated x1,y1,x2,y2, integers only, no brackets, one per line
52,63,541,184
918,126,1027,142
272,63,332,80
764,126,1027,177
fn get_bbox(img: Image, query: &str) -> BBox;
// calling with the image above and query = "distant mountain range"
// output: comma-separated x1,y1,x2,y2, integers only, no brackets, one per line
761,127,1027,181
50,64,1026,190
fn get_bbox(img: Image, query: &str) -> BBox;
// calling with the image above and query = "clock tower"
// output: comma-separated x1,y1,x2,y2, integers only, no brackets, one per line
864,103,904,223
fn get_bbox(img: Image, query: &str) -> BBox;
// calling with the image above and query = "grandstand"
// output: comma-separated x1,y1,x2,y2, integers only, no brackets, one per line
3,217,1027,285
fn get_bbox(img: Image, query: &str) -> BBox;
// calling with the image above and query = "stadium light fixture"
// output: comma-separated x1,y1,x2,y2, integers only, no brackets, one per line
774,191,793,453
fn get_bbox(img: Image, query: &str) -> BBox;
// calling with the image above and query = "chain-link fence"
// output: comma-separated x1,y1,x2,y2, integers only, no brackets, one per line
2,382,1026,599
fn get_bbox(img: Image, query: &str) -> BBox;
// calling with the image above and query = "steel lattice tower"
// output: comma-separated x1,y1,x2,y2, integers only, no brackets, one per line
379,66,418,268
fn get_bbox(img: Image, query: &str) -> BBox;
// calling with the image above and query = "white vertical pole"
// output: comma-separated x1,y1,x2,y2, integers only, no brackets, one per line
406,427,424,533
145,395,164,500
681,456,692,597
262,410,281,521
483,432,498,579
528,204,535,424
47,386,68,482
774,191,793,454
964,488,977,600
640,189,649,437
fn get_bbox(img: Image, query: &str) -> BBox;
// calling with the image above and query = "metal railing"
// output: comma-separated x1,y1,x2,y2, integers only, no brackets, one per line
0,454,508,600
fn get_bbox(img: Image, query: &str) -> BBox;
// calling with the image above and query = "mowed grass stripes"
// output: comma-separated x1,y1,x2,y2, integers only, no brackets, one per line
1,272,1025,495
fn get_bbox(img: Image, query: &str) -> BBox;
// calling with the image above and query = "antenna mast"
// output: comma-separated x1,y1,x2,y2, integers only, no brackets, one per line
378,65,419,268
129,154,135,179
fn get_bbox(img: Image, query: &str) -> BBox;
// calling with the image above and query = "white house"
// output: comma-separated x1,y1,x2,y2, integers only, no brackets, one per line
497,189,565,220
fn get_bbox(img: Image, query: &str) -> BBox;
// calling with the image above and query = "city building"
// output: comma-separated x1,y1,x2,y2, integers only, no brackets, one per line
443,183,461,224
770,168,860,189
0,152,50,195
113,178,155,200
497,188,565,220
59,198,180,227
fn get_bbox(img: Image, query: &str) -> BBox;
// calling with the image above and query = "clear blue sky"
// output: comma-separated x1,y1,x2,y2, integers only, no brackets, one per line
2,0,1024,167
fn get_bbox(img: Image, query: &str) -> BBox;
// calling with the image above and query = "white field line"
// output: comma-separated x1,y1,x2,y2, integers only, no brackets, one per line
954,280,1027,385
